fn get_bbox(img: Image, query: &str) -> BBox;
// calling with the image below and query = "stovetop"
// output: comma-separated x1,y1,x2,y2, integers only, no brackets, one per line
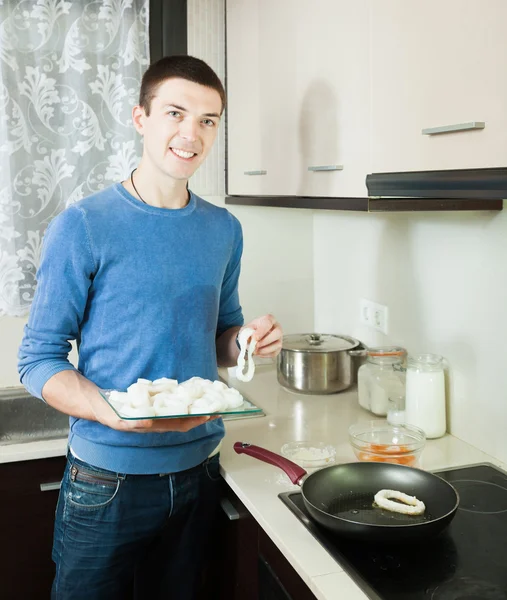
279,463,507,600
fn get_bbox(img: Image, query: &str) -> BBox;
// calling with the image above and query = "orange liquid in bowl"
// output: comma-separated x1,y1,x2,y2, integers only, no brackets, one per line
357,443,418,466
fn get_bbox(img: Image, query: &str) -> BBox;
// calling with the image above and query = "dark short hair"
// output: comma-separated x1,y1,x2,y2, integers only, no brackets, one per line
139,55,226,116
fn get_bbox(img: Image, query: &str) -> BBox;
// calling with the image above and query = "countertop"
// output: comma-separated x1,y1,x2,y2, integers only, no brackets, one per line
1,364,504,600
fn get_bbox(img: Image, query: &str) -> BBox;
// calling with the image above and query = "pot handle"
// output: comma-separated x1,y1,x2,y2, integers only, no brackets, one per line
348,342,368,358
233,442,307,485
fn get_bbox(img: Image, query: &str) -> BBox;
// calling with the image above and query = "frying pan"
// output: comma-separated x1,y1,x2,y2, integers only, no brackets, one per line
234,442,459,543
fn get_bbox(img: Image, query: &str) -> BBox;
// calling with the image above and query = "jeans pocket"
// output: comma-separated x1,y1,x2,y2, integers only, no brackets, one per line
204,453,222,482
67,463,122,510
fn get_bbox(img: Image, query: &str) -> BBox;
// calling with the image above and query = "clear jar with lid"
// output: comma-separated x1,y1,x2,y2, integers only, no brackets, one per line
405,354,446,439
357,347,407,416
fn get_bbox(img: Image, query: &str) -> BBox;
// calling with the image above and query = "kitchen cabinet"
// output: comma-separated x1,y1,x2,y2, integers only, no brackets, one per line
226,0,370,199
226,0,264,196
206,482,316,600
0,454,314,600
226,0,507,210
227,0,300,196
370,0,507,174
0,456,66,600
292,0,370,199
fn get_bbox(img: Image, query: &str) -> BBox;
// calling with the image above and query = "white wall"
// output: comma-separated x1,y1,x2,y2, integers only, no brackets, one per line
313,206,507,463
204,197,315,334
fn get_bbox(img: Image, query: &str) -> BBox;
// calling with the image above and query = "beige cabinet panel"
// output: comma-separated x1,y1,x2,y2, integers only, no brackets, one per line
293,0,370,198
227,0,265,195
227,0,299,195
256,0,300,195
371,0,507,174
227,0,370,197
227,0,506,198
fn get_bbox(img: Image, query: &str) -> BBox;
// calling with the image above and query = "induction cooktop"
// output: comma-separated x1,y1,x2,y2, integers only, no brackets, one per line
279,463,507,600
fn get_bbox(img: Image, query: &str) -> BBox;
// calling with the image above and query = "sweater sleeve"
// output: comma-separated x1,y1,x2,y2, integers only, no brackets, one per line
18,206,97,399
216,213,244,336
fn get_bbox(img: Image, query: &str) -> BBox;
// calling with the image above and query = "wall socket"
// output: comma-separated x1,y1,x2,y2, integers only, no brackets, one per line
360,298,389,334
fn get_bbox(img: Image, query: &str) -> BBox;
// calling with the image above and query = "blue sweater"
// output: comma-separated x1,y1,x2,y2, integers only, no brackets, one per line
18,183,244,474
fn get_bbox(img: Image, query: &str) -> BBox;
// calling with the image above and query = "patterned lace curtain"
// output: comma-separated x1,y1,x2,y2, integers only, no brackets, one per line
0,0,149,316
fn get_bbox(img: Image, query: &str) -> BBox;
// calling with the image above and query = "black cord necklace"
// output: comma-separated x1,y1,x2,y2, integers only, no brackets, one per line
130,168,147,204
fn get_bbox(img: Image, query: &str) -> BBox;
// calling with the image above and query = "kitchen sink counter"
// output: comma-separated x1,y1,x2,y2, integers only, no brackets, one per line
0,436,68,463
2,364,504,599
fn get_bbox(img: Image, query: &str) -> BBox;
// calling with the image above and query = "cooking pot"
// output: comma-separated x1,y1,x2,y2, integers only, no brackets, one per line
277,333,367,395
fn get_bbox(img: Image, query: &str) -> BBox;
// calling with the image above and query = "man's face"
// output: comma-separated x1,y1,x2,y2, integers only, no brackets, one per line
134,78,222,181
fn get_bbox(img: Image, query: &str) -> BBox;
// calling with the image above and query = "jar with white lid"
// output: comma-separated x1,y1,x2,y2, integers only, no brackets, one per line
357,347,407,416
405,354,446,439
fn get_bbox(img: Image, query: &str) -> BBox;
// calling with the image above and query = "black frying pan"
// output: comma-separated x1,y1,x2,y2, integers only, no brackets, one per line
234,442,459,543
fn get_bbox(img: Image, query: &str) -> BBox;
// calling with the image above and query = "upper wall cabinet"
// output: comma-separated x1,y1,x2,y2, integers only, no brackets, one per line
227,0,300,196
226,0,507,208
370,0,507,174
227,0,264,196
226,0,370,198
293,0,370,199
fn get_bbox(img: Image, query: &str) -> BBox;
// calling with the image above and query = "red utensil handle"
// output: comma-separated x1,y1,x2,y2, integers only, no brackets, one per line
233,442,307,485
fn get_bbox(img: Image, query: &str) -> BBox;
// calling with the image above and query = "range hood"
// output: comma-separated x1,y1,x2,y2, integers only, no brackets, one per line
365,166,506,211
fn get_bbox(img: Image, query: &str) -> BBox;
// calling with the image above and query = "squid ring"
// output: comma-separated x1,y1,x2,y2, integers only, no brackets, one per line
374,489,426,516
236,327,257,382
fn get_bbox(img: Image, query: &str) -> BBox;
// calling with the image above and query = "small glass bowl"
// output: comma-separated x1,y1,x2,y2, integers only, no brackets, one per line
281,441,336,468
348,421,426,467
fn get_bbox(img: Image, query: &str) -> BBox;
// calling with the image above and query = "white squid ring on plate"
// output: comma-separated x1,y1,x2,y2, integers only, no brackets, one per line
374,489,426,516
236,327,257,382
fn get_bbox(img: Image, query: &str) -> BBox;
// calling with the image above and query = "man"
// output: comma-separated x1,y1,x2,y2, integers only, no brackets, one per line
18,55,283,600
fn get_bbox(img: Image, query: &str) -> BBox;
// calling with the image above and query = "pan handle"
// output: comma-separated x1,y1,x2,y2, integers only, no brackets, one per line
233,442,307,485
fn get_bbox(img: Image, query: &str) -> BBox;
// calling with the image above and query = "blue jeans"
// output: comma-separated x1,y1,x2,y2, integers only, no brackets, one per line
51,452,222,600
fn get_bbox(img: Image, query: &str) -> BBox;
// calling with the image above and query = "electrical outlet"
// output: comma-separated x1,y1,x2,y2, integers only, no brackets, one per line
360,298,371,326
359,298,389,334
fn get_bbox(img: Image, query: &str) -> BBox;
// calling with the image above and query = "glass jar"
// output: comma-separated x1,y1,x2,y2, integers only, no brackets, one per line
387,394,406,425
357,347,407,416
405,354,446,439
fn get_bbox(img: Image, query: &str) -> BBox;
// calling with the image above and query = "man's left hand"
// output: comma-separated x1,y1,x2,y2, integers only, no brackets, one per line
242,314,283,358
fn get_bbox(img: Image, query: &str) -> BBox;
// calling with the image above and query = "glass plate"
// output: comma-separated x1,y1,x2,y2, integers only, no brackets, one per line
99,389,264,420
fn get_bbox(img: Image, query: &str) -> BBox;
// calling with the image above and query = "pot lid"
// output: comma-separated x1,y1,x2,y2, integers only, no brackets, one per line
282,333,359,353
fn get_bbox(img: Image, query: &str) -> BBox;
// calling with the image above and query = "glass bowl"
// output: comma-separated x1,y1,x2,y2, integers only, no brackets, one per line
348,420,426,467
281,441,336,468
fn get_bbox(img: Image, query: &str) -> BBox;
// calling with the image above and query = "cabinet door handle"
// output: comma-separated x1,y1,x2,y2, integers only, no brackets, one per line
422,121,485,135
307,165,344,172
244,170,267,176
40,481,61,492
220,497,242,520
